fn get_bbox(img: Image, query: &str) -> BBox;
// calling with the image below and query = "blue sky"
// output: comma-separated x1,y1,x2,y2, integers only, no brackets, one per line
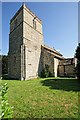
2,2,78,58
0,2,2,55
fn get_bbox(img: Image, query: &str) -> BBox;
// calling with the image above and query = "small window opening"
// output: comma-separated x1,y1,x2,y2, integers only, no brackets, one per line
33,20,36,30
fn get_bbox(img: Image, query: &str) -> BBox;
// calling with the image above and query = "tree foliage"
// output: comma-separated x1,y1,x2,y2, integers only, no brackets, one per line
0,55,2,78
75,43,80,79
2,55,8,75
41,64,52,78
0,83,13,118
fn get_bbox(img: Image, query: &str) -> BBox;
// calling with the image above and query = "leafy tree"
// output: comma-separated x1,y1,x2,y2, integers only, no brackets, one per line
0,55,2,78
2,55,8,75
75,43,80,79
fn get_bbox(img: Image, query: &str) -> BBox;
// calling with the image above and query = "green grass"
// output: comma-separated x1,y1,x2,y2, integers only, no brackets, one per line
0,77,79,118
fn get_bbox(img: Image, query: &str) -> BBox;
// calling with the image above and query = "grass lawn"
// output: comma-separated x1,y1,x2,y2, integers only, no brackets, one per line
0,77,79,118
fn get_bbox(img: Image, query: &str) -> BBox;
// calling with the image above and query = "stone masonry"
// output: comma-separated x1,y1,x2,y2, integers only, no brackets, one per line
58,58,76,77
8,4,76,80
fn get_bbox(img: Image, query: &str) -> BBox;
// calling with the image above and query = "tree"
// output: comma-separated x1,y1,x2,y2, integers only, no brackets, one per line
0,55,2,78
2,55,8,75
75,43,80,79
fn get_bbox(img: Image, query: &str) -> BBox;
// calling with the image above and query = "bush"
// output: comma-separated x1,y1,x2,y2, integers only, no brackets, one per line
41,64,53,78
0,83,13,118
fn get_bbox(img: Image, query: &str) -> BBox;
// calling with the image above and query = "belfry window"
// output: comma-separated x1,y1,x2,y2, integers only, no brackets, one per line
33,20,36,30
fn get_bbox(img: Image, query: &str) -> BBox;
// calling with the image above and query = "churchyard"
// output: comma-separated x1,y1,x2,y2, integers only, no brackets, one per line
1,77,79,118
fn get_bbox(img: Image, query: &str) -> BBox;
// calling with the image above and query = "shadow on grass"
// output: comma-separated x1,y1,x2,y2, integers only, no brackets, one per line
41,78,80,92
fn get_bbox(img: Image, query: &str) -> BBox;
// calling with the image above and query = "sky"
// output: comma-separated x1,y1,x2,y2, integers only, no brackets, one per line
0,2,2,55
79,1,80,44
2,2,78,58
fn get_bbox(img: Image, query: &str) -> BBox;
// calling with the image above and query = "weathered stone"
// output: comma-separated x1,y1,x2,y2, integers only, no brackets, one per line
58,58,76,77
8,3,76,80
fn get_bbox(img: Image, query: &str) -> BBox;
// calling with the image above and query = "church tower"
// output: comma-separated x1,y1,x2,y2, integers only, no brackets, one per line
8,4,44,80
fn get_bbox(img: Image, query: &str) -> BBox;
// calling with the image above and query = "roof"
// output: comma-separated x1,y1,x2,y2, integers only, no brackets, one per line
59,57,75,65
42,45,64,60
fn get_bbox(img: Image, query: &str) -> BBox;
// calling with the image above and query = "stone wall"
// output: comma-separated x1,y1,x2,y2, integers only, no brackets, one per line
54,58,59,77
22,4,44,80
58,58,76,77
41,45,64,77
8,7,23,79
42,47,54,76
58,64,75,77
8,4,44,80
23,4,43,35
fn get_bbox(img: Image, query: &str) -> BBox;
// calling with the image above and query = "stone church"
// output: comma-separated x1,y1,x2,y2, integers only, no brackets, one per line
8,3,76,80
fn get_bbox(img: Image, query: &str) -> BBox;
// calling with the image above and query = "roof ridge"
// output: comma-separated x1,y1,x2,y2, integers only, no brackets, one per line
43,44,62,56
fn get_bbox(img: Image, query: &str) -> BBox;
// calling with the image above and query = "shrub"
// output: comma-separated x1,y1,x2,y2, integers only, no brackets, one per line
40,69,46,78
41,64,53,78
0,83,13,118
